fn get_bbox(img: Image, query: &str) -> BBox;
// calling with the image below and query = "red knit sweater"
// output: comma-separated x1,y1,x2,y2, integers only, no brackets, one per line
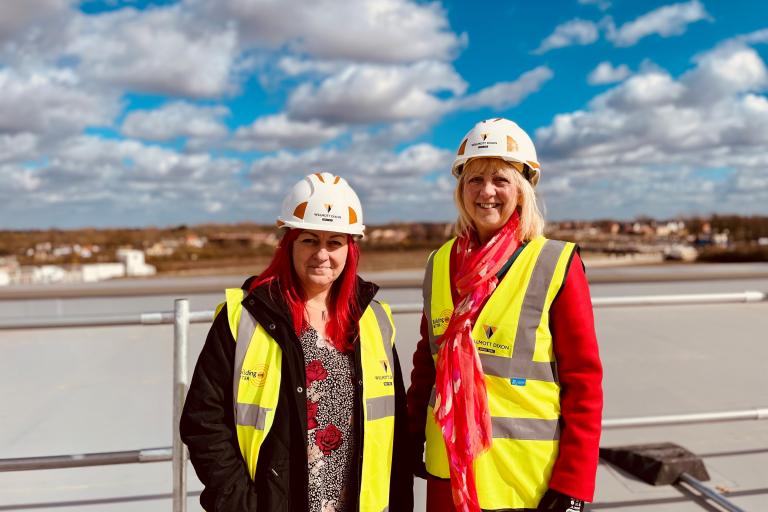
406,250,603,501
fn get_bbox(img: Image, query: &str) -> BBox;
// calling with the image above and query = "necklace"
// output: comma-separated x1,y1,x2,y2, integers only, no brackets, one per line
305,302,327,322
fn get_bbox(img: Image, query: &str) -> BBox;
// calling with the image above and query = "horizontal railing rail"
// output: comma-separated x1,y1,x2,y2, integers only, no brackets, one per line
0,448,172,472
0,291,764,331
3,407,767,472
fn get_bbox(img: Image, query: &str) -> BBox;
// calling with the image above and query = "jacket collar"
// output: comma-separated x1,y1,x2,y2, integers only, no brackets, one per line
242,274,380,325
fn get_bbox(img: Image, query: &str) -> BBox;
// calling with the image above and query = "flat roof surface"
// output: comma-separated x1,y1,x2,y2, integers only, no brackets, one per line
0,267,766,510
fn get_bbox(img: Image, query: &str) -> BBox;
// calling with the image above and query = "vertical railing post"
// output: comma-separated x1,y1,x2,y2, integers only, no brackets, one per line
173,299,189,512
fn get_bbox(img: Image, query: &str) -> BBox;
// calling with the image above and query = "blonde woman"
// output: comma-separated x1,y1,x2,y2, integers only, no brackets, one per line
407,119,603,512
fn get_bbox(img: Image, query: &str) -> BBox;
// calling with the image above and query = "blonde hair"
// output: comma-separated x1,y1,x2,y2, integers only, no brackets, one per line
454,158,545,241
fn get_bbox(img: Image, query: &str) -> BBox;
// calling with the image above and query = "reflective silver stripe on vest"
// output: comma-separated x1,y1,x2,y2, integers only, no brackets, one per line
491,416,561,441
480,354,558,382
236,402,271,429
367,395,396,421
233,303,258,425
370,300,394,367
508,239,567,383
368,300,396,420
428,387,559,440
421,251,440,355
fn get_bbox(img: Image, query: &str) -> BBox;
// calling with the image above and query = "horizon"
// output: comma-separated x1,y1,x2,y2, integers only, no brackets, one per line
2,212,763,235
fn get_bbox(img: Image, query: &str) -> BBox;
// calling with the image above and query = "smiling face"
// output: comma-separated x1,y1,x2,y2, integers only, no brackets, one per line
292,229,349,296
461,162,520,244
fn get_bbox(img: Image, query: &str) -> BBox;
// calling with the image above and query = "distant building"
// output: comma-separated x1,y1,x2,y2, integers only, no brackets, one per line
3,250,156,285
367,228,408,244
117,249,156,277
0,256,19,286
80,263,126,282
185,234,207,248
146,242,175,257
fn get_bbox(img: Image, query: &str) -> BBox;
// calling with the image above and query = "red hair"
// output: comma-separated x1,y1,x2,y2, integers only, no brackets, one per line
250,228,361,352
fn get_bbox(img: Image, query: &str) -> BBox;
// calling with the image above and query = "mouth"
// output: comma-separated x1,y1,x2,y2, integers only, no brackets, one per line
477,202,501,209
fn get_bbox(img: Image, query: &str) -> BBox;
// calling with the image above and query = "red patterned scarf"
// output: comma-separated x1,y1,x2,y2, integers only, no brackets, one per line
434,211,521,511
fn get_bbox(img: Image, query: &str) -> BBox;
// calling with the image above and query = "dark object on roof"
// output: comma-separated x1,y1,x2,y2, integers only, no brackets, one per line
600,442,710,486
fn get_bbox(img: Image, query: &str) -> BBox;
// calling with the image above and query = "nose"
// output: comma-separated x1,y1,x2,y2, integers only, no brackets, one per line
314,247,329,260
479,179,495,197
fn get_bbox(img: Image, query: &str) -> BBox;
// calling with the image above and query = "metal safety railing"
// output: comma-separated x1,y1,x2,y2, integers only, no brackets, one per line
0,290,766,512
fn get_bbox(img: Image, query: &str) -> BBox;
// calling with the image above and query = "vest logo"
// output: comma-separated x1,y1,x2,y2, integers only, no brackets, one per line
431,308,453,331
475,323,511,355
380,359,390,374
241,364,267,387
324,203,332,213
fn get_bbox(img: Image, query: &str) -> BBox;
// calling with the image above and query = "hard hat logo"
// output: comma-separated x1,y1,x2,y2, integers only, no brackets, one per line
277,172,365,237
481,133,488,141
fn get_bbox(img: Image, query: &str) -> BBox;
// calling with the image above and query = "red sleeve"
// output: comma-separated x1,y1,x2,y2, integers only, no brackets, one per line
406,314,436,440
547,252,604,501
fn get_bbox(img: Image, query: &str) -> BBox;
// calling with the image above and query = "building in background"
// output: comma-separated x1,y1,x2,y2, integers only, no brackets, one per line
1,250,155,286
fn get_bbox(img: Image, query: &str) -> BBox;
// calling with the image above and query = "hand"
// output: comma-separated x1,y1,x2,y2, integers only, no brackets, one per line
537,489,584,511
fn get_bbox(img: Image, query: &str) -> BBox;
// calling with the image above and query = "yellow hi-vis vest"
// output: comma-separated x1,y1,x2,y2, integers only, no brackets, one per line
423,236,576,510
220,288,397,512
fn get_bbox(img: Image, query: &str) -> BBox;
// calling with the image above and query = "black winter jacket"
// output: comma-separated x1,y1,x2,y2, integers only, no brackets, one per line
180,276,414,511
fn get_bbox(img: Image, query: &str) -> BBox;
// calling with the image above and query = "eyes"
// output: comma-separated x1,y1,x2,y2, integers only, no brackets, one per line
467,176,510,186
298,237,346,249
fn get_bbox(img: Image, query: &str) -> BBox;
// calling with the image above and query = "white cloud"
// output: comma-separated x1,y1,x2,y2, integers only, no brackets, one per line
121,102,230,144
196,0,465,64
232,114,346,151
579,0,611,11
456,66,554,110
287,61,466,124
535,41,768,219
594,70,686,110
534,19,600,54
276,57,347,77
1,135,248,227
684,44,768,104
286,62,551,125
588,61,631,84
729,28,768,46
607,0,711,47
0,133,40,164
68,6,239,98
0,67,118,137
0,0,69,43
248,142,455,220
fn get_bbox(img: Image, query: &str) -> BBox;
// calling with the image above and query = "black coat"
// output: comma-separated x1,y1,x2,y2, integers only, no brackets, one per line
180,276,413,511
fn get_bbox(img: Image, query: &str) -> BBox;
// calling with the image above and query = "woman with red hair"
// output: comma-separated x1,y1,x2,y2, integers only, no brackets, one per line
181,172,412,512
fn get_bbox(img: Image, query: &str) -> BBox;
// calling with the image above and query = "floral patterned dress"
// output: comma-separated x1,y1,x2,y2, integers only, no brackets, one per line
300,327,356,512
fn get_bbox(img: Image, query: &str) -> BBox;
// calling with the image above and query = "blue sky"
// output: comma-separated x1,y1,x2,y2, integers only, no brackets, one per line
1,0,767,228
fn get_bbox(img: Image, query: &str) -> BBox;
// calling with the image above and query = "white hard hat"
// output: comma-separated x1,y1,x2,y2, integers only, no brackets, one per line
451,118,541,186
277,172,365,237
